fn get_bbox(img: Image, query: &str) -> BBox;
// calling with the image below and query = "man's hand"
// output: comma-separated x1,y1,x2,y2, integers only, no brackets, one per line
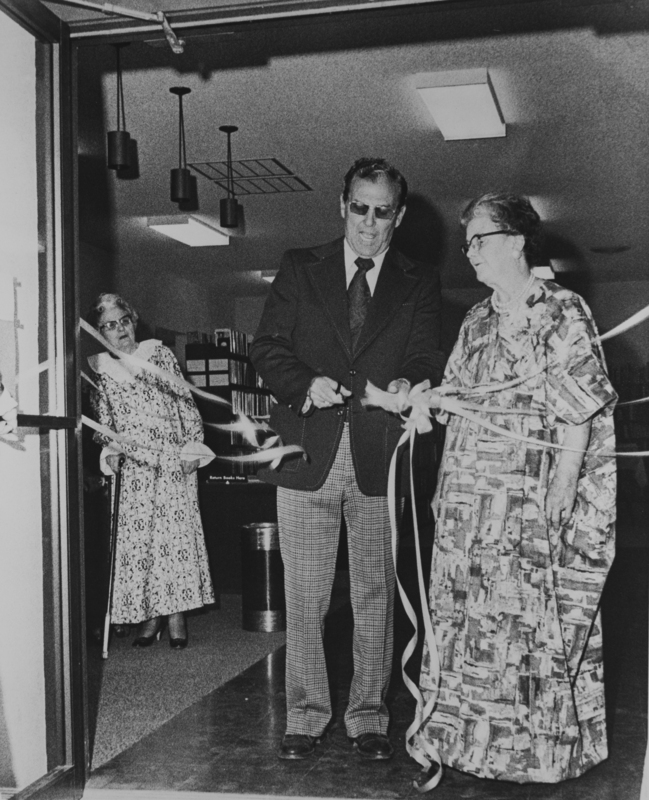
307,376,352,409
386,378,411,413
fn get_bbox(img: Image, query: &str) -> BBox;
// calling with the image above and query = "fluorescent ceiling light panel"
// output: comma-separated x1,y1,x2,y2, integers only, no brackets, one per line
147,215,229,246
416,69,505,140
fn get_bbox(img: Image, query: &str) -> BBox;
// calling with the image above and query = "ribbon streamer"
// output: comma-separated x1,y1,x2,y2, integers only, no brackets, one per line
204,414,271,447
617,395,649,407
82,414,216,461
385,400,443,791
81,319,230,408
82,414,304,468
366,364,649,792
82,370,101,391
365,381,649,457
215,443,306,466
81,321,305,470
442,366,544,396
597,301,649,342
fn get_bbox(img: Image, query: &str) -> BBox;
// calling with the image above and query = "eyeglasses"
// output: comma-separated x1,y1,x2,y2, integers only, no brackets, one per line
100,314,132,332
461,230,513,256
348,200,398,221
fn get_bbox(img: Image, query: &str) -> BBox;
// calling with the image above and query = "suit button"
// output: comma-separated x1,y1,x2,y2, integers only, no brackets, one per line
337,408,344,416
349,369,357,376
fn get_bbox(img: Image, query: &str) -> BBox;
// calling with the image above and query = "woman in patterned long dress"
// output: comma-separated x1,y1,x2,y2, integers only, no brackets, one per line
412,194,617,784
88,293,214,648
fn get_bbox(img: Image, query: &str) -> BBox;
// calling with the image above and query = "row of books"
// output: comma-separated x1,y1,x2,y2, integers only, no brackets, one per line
186,328,252,356
617,421,649,441
186,356,262,390
232,389,272,418
215,328,251,355
611,366,649,445
610,363,649,386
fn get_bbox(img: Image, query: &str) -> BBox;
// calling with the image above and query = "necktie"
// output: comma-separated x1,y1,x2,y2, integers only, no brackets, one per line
348,257,375,347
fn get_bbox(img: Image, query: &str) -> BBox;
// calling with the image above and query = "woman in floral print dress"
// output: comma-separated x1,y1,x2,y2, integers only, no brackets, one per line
88,293,214,648
412,195,617,783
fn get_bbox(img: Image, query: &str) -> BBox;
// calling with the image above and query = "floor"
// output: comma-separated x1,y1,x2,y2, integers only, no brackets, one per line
85,506,648,800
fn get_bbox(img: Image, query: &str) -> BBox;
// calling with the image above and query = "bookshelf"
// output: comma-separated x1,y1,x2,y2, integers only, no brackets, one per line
610,363,649,451
185,328,273,480
609,363,649,502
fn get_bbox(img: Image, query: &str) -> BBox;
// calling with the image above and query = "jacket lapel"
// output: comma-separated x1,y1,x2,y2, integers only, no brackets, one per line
353,248,418,357
305,238,353,357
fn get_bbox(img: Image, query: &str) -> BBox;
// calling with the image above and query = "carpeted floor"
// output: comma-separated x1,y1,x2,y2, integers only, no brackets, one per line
87,595,286,768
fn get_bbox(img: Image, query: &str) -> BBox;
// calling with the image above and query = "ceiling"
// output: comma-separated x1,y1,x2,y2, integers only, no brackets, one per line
42,0,649,313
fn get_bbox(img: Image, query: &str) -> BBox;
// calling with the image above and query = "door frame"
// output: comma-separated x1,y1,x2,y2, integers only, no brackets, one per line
0,1,85,798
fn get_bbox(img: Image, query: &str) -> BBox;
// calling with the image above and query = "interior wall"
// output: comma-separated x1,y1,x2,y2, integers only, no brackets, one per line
0,11,47,789
235,295,267,336
80,241,116,315
113,262,234,340
582,281,649,376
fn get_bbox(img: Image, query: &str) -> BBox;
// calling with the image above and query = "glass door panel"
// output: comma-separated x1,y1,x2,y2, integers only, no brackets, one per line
0,5,83,799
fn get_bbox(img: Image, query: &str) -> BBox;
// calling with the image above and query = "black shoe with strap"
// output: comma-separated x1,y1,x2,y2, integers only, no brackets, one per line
132,617,164,648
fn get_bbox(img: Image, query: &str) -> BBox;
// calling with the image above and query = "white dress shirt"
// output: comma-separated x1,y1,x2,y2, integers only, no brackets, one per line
343,239,388,296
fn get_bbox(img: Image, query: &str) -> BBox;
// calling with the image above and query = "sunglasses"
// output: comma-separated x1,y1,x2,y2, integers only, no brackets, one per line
100,314,133,332
348,200,398,221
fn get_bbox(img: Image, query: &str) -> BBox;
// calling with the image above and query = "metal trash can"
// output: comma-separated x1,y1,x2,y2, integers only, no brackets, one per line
240,522,285,632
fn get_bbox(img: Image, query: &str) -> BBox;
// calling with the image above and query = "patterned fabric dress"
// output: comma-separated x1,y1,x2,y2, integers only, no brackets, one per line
89,340,214,624
412,280,617,783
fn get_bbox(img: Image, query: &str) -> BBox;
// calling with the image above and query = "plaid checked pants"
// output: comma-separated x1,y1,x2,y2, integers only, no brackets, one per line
277,424,395,738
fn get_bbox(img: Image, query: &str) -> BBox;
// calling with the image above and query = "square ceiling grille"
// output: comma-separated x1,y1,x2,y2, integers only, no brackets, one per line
189,158,312,196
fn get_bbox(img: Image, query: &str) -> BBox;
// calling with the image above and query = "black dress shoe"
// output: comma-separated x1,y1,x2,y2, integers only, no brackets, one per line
278,733,322,760
169,635,188,649
348,732,394,760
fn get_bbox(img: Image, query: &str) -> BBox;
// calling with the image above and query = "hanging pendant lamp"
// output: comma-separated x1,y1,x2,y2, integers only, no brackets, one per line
219,125,239,228
170,86,193,203
107,44,131,170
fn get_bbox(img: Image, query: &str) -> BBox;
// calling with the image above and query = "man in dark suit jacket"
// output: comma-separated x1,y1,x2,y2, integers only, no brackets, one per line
250,157,444,762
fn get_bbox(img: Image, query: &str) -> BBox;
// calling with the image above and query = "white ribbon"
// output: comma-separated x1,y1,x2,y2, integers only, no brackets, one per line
597,301,649,342
81,319,231,408
384,389,443,791
81,320,304,469
363,371,631,793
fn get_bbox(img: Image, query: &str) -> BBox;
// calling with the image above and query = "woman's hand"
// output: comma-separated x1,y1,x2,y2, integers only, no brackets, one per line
544,419,591,530
105,453,124,473
545,472,579,530
181,458,200,475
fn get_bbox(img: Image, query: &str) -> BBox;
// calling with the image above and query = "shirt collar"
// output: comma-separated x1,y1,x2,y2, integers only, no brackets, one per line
343,238,389,271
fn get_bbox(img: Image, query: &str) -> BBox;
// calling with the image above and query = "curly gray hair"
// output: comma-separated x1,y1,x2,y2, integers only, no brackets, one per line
461,193,543,264
87,293,139,329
